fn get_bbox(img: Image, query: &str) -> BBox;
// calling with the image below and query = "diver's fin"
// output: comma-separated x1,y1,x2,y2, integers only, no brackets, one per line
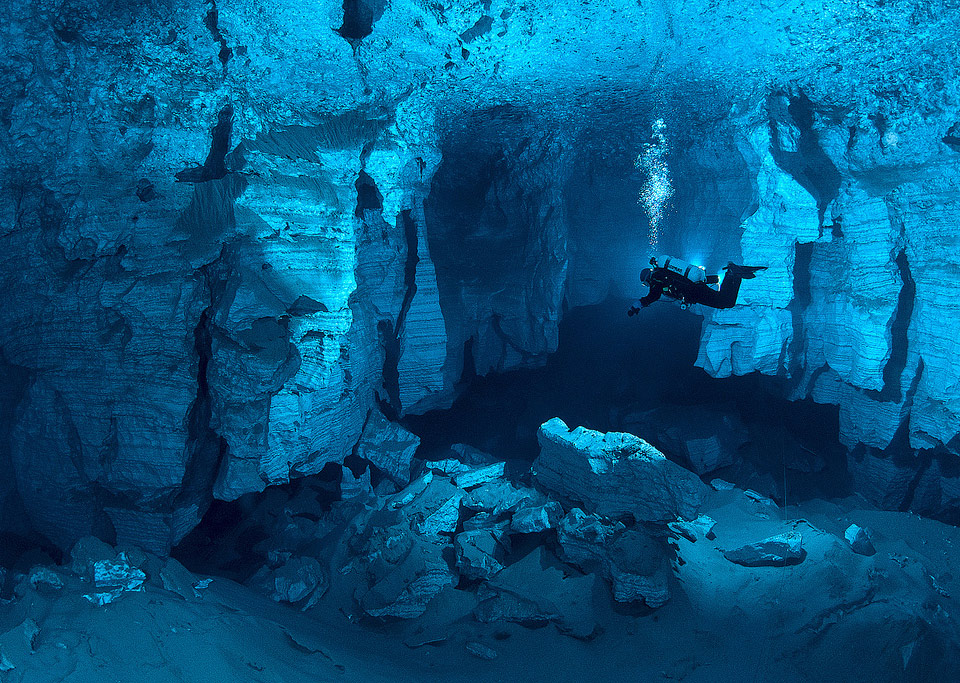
724,263,768,279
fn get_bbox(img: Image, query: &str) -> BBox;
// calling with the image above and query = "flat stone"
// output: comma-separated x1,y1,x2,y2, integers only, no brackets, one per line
723,532,804,567
453,462,506,490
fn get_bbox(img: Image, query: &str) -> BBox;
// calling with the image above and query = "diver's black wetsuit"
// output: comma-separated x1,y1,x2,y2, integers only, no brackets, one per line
639,267,743,309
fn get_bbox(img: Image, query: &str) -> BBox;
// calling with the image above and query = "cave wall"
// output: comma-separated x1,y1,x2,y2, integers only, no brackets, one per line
3,0,960,549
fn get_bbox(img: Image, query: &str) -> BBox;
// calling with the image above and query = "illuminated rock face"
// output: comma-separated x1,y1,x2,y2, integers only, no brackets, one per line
2,0,960,548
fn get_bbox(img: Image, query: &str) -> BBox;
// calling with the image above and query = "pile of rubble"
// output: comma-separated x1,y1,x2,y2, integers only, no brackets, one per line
236,413,713,642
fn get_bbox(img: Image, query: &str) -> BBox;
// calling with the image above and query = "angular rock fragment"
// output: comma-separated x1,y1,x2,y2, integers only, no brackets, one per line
425,459,473,478
408,477,465,537
159,558,205,600
453,461,506,490
27,566,63,591
355,410,420,486
668,515,717,542
340,465,373,500
342,498,457,620
744,489,778,508
451,443,497,466
462,480,544,516
251,556,328,609
69,536,117,578
606,530,671,607
94,553,147,592
557,509,669,607
710,479,737,491
356,539,453,619
534,418,706,522
454,529,505,580
844,524,876,556
556,508,623,571
723,532,804,567
510,501,563,534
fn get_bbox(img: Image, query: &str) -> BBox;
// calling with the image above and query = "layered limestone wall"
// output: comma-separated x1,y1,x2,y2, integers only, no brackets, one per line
3,0,960,549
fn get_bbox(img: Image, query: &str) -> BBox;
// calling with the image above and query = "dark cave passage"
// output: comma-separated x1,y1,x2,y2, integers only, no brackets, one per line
404,297,850,505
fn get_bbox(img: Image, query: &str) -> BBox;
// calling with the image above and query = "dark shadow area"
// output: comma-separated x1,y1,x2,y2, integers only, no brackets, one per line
405,296,850,504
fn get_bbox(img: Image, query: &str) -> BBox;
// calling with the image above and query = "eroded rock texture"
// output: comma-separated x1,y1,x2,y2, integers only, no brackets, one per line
3,0,960,548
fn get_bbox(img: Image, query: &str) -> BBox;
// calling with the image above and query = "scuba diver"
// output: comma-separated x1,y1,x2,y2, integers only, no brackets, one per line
628,255,767,315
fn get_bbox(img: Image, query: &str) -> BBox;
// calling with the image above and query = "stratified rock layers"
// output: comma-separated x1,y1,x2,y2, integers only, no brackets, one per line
2,0,960,548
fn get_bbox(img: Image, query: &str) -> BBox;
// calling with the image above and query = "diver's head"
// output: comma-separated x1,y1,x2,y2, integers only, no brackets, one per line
640,268,653,286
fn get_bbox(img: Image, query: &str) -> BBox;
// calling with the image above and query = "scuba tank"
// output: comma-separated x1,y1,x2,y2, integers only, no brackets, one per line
651,254,707,283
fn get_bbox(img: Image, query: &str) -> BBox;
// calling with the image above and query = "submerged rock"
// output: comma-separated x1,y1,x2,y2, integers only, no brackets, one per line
669,515,717,542
250,556,328,609
355,410,420,486
844,524,876,556
723,532,804,567
510,501,564,534
534,418,707,522
453,462,507,490
454,529,505,581
556,509,669,607
465,641,498,660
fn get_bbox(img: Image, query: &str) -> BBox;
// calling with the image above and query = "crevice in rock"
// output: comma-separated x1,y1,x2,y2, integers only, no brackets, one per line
878,250,915,402
175,261,230,513
337,0,387,41
175,104,235,183
379,210,420,418
203,0,233,67
768,92,841,226
785,241,815,379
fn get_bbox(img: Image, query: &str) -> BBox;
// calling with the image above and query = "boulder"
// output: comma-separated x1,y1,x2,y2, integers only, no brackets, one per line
534,418,707,522
453,462,507,490
668,515,717,542
340,465,374,500
454,530,505,581
556,509,669,607
462,480,544,516
355,411,420,486
510,502,564,534
844,524,876,556
251,556,328,609
723,532,805,567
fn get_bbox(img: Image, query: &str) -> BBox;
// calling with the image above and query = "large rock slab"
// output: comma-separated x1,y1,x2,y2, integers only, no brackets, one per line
534,418,707,522
355,410,420,486
723,532,805,567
